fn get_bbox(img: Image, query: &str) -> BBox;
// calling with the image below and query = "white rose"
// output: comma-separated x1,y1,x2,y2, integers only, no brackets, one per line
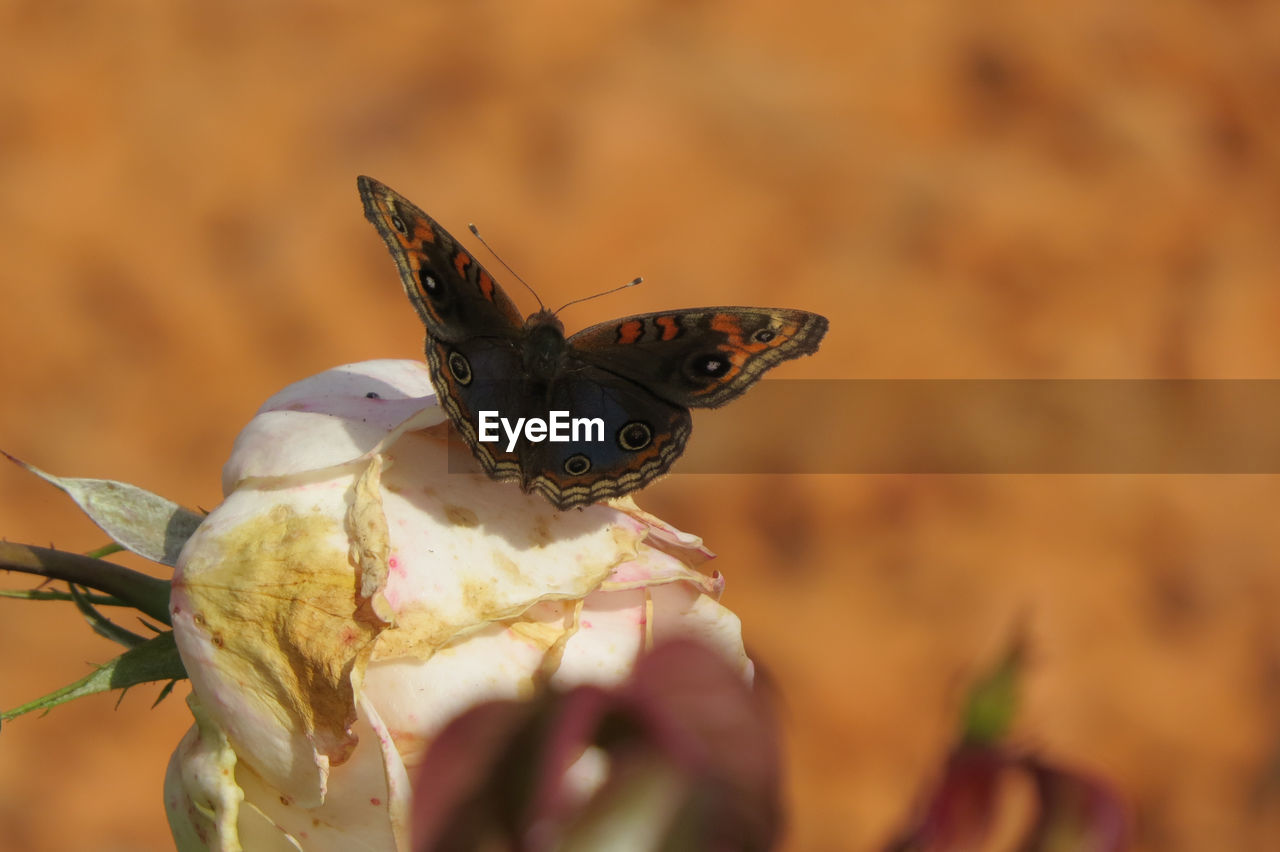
163,359,751,851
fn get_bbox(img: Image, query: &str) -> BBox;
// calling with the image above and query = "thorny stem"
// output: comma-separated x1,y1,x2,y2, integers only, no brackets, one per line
0,541,170,626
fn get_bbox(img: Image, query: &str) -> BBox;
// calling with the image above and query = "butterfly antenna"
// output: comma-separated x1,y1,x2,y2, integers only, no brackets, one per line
468,223,545,311
554,277,643,315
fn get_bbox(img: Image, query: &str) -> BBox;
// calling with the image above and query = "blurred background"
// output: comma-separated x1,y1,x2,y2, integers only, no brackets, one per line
2,1,1279,849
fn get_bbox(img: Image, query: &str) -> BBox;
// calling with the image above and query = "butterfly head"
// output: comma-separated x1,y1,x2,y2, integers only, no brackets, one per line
522,309,568,383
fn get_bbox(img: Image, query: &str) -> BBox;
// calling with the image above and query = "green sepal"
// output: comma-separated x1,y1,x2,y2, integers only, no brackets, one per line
0,588,126,607
960,638,1023,746
69,583,149,648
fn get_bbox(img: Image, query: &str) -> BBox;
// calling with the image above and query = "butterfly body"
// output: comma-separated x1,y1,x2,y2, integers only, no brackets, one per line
519,311,569,386
358,176,828,509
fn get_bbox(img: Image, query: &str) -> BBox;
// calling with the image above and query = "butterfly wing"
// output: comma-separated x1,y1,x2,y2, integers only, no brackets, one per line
519,370,692,509
566,307,828,408
358,176,524,342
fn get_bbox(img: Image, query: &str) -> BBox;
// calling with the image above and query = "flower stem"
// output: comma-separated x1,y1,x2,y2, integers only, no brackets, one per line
0,541,170,626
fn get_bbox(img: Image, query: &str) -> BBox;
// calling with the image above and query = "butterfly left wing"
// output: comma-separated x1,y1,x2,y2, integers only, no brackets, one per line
357,176,524,343
422,335,527,485
566,307,828,408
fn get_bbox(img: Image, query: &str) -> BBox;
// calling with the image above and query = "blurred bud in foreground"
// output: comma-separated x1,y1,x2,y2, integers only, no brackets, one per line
411,638,781,851
886,745,1126,852
162,360,757,851
886,639,1127,852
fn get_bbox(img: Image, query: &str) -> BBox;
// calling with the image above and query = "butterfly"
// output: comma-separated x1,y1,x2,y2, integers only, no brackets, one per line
357,176,829,510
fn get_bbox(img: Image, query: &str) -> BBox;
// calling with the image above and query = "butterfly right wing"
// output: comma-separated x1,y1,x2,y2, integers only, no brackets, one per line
358,176,524,342
567,307,828,408
519,367,693,509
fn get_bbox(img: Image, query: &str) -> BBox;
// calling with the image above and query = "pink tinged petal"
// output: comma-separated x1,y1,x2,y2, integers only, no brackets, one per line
358,692,414,852
600,543,723,595
649,583,753,681
553,589,649,689
221,410,394,491
222,360,444,491
256,360,437,414
616,499,716,564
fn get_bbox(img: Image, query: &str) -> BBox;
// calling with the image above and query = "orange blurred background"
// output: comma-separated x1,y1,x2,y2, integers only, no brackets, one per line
2,2,1279,849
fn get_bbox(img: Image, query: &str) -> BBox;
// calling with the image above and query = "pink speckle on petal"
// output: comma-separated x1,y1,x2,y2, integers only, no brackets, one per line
370,797,381,806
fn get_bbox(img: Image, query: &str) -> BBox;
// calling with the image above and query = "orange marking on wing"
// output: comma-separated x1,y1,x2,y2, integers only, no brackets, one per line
478,270,496,302
655,315,681,341
454,252,471,277
409,217,435,244
711,314,765,353
710,313,742,339
617,320,644,344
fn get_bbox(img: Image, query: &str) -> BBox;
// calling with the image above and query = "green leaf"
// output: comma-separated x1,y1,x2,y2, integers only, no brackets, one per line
3,452,203,566
0,631,187,723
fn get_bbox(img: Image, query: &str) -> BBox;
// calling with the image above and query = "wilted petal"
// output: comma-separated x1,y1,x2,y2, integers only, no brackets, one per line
172,471,384,805
368,428,654,656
